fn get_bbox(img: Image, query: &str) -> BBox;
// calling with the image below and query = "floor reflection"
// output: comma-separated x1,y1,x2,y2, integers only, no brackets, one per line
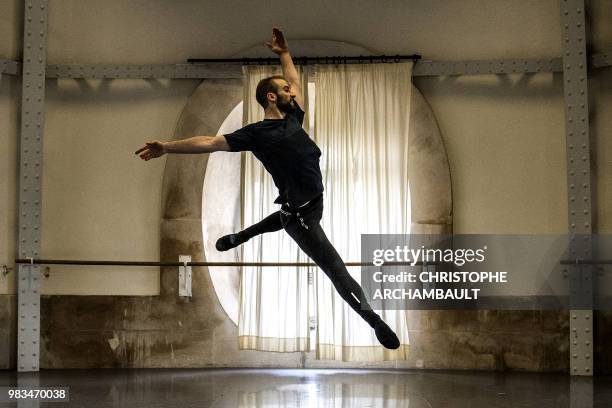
0,368,607,407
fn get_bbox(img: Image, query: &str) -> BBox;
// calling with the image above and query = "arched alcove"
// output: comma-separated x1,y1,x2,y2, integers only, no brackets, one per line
162,40,452,326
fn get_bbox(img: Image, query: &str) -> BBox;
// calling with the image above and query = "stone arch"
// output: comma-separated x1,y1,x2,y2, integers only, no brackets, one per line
161,41,452,325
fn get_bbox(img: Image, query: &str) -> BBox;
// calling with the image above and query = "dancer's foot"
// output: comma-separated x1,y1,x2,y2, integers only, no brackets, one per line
215,233,244,251
373,319,400,350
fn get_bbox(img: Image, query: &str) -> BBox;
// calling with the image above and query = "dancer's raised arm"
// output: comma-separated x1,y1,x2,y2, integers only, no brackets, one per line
265,27,304,110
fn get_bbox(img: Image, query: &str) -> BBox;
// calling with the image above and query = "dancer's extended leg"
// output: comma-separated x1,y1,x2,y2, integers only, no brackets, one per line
216,211,283,251
284,221,400,349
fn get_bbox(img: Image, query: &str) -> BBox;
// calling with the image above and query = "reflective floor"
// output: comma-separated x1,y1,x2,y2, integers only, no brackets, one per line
0,368,609,408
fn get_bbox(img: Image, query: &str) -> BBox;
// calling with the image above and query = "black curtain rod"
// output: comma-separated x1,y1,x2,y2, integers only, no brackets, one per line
186,54,421,65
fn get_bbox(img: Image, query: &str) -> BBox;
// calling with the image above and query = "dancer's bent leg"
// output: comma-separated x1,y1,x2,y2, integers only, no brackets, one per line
216,211,283,251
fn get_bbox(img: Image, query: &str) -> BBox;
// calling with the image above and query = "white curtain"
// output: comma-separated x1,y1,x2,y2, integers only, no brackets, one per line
238,65,315,351
314,63,413,360
238,381,412,407
238,63,413,360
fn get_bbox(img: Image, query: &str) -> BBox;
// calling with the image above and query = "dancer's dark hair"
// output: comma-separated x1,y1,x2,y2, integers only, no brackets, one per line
256,75,286,109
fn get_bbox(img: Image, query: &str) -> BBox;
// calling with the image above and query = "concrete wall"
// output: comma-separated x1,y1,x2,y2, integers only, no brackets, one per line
1,0,611,370
0,0,22,370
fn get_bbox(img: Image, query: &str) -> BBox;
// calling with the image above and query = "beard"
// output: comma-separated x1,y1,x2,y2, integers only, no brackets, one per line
277,97,296,114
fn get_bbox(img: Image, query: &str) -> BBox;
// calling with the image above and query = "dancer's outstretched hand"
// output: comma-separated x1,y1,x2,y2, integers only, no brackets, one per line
135,141,166,161
265,27,289,55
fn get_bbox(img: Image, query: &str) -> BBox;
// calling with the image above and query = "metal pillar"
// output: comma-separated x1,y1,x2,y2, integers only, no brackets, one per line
560,8,594,408
17,0,48,372
560,0,593,377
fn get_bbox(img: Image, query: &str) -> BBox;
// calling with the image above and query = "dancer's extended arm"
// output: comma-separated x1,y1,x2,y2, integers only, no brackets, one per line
135,135,230,160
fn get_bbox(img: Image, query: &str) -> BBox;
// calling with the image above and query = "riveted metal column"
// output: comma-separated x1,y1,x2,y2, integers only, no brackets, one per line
560,0,594,384
17,0,48,372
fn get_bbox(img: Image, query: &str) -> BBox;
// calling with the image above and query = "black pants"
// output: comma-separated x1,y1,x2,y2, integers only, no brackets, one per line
237,193,380,327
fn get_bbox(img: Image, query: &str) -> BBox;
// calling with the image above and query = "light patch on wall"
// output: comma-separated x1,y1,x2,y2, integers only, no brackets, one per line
202,102,244,325
108,333,120,351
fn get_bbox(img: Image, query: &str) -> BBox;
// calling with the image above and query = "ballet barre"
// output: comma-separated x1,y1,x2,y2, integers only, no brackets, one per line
13,258,436,267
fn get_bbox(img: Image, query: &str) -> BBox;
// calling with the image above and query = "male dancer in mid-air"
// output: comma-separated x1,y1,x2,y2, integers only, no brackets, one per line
135,27,400,349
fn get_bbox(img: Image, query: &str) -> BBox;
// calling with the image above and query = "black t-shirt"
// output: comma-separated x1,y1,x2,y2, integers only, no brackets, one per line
224,105,324,207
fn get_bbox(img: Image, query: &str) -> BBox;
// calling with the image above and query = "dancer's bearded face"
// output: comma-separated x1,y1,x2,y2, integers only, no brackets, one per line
273,80,296,114
276,94,296,114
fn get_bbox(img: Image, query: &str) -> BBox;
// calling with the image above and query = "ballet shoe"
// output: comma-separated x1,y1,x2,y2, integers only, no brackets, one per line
373,319,400,350
215,233,242,251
